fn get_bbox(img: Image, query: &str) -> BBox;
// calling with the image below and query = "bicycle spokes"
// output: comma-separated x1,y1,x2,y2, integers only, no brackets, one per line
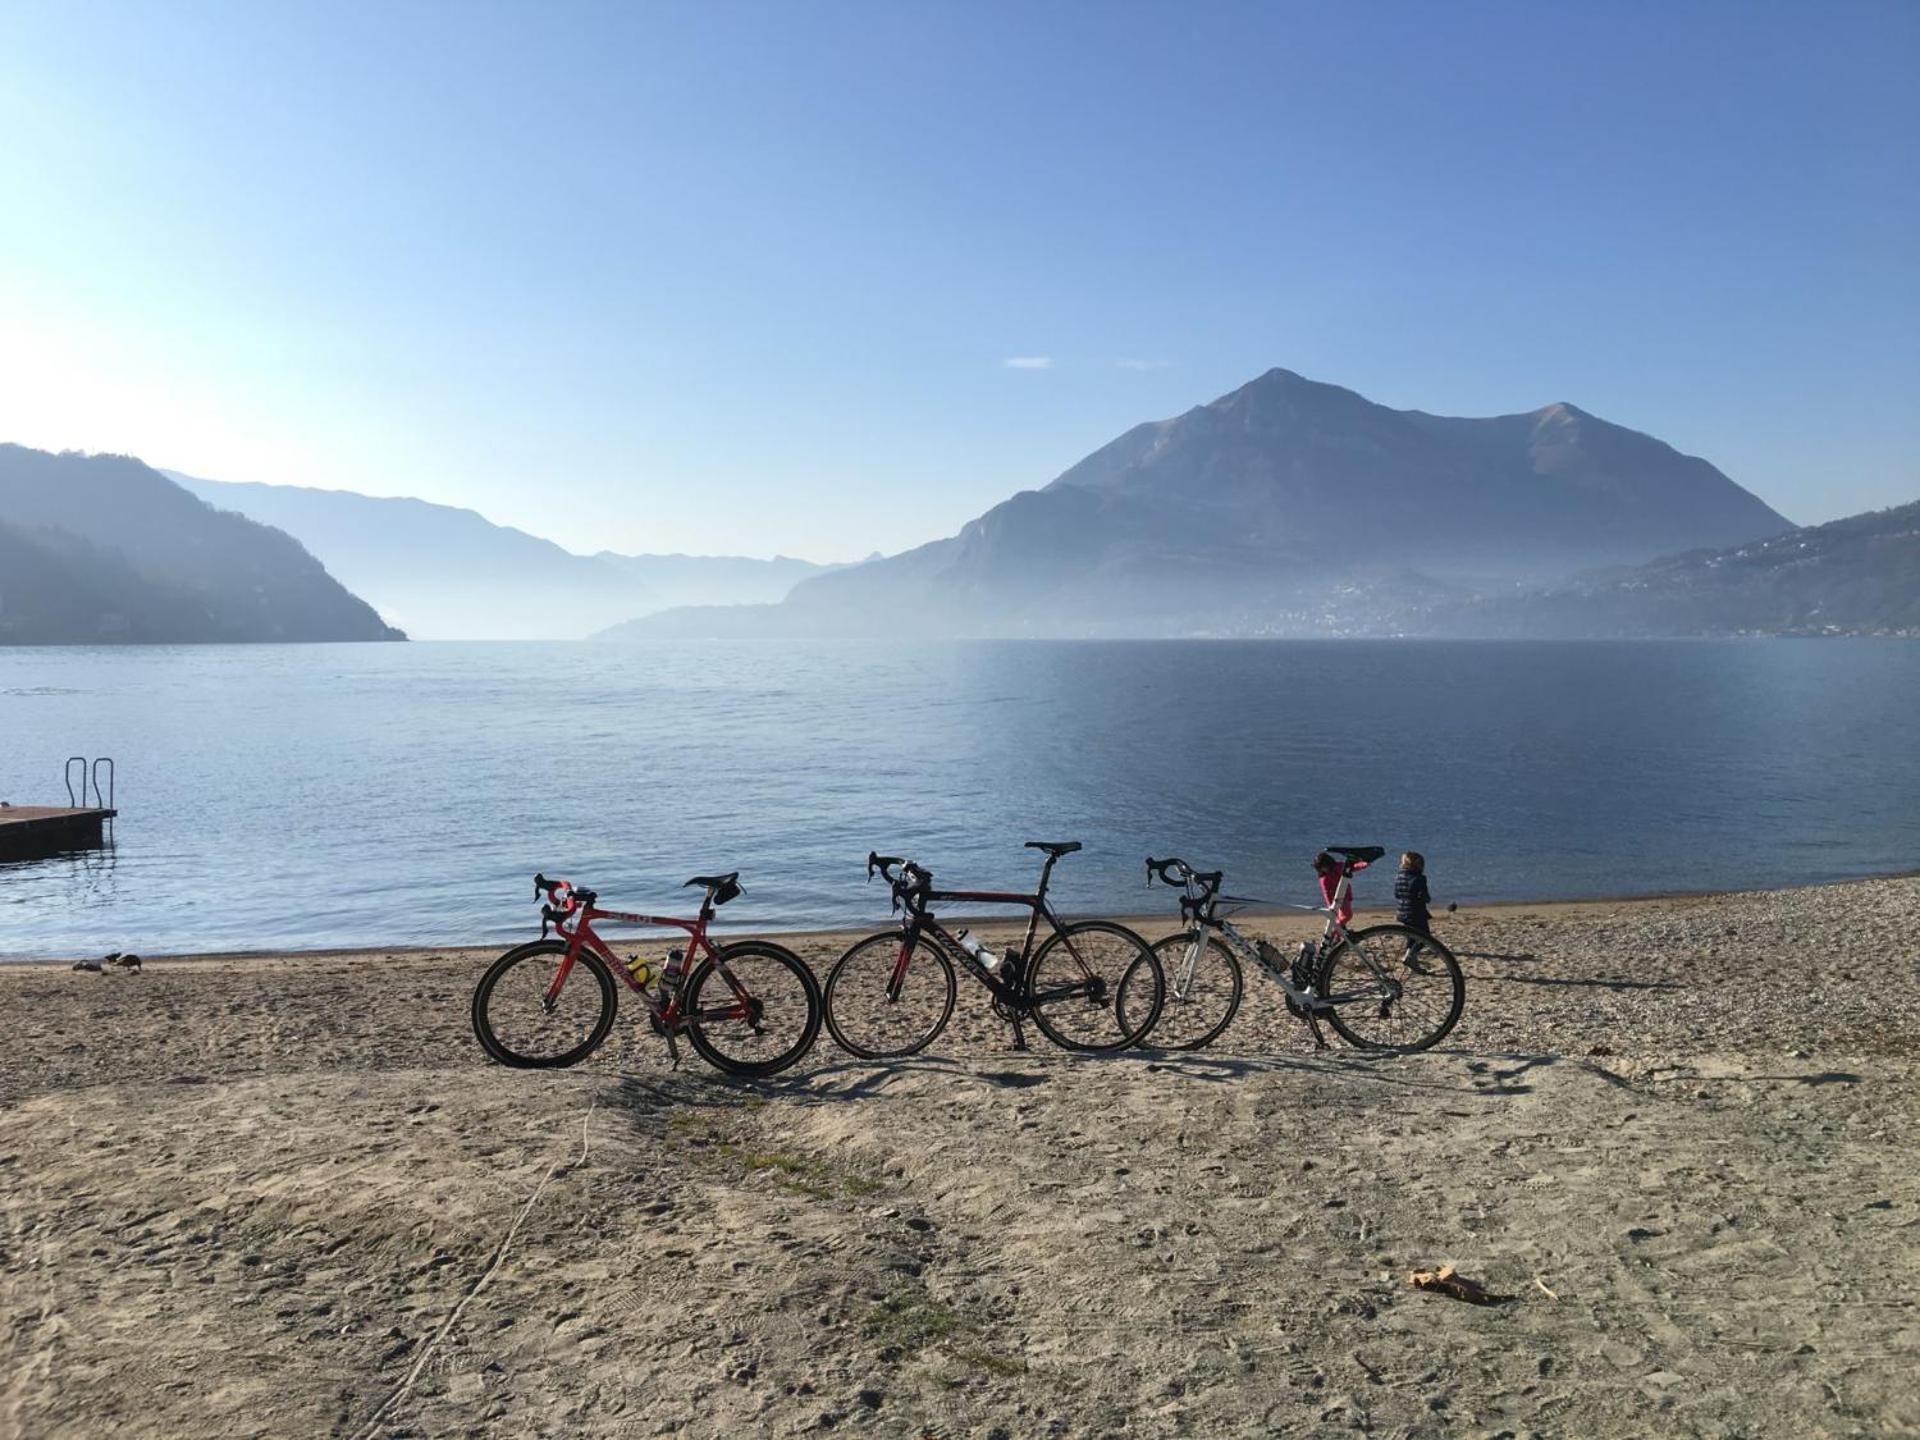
682,945,823,1075
1025,922,1161,1052
1317,927,1464,1054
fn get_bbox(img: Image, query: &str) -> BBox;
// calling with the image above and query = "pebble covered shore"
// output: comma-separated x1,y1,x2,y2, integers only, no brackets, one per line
2,876,1915,1438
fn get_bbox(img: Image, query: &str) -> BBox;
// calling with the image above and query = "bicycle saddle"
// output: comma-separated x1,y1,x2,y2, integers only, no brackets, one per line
1024,840,1082,857
1323,845,1386,864
685,871,743,905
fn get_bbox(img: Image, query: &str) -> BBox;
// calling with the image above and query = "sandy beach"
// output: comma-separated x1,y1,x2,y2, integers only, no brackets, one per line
3,877,1917,1439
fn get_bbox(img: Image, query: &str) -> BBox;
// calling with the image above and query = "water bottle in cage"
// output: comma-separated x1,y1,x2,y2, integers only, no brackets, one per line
954,929,1003,977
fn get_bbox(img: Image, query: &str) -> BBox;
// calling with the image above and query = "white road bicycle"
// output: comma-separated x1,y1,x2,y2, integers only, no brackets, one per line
1126,848,1465,1054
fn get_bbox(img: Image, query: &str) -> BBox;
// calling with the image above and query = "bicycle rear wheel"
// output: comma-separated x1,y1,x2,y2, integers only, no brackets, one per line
823,931,957,1059
1026,921,1163,1052
472,940,618,1069
683,941,823,1077
1315,924,1464,1054
1127,932,1243,1051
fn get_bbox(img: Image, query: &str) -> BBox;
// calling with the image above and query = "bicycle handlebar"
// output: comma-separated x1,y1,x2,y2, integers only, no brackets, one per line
867,851,932,912
533,872,598,915
1145,856,1192,887
1146,857,1222,889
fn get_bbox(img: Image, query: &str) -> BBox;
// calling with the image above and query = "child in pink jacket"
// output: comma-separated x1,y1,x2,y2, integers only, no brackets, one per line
1312,850,1368,928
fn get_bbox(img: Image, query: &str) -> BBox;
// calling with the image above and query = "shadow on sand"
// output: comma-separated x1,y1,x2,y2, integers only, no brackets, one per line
600,1041,1590,1117
1480,974,1683,993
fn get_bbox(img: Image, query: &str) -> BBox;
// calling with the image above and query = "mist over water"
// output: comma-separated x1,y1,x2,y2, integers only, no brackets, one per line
2,639,1916,959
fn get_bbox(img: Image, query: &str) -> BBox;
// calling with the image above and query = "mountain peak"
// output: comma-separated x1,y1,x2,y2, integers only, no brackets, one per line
1230,365,1348,400
1204,367,1387,427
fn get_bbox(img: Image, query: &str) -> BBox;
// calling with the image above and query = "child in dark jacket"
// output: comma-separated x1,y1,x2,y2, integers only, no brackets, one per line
1394,852,1432,933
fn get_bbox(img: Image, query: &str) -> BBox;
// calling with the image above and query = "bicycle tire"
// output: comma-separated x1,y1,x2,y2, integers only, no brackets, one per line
472,939,618,1069
1026,921,1164,1052
682,941,823,1077
1315,924,1464,1054
1132,931,1243,1051
823,930,958,1059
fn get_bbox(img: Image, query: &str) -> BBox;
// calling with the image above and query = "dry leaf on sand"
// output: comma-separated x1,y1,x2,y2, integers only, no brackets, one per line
1407,1265,1513,1305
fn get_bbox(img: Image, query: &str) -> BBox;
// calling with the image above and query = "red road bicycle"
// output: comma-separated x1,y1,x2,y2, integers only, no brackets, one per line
471,872,822,1076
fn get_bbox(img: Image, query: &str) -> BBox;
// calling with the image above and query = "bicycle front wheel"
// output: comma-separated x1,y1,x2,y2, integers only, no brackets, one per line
824,931,957,1059
472,940,618,1069
1315,924,1464,1054
682,941,823,1077
1129,932,1243,1051
1026,921,1163,1052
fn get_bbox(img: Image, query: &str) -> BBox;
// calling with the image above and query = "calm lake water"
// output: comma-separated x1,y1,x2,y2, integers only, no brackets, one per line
2,640,1917,959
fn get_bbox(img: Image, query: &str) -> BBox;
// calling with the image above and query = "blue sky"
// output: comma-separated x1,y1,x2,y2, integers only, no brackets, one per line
1,0,1914,560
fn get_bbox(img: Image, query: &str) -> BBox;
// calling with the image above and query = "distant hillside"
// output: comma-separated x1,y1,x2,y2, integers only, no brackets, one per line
0,446,403,645
168,473,835,640
1437,500,1920,638
624,367,1792,639
0,521,232,643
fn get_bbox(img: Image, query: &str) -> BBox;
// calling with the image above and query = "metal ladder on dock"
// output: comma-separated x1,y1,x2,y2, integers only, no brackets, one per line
65,756,116,812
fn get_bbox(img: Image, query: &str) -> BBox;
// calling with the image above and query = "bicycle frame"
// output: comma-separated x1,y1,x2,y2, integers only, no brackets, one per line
881,853,1110,1012
1187,910,1326,1008
1160,864,1362,1013
548,902,755,1033
893,901,1078,1011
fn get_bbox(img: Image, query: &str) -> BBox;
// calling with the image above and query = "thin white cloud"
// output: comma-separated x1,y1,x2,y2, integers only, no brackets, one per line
1114,358,1172,371
1002,356,1054,370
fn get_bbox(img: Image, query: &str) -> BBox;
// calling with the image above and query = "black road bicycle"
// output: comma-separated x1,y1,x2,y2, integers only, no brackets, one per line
823,841,1166,1057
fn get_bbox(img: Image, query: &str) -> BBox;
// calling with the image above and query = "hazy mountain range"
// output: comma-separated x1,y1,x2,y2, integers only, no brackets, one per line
166,473,837,640
8,366,1912,646
616,368,1809,639
1433,500,1920,638
0,445,401,645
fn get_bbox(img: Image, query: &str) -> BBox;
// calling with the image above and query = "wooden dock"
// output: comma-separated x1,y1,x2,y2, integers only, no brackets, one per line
0,805,118,859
